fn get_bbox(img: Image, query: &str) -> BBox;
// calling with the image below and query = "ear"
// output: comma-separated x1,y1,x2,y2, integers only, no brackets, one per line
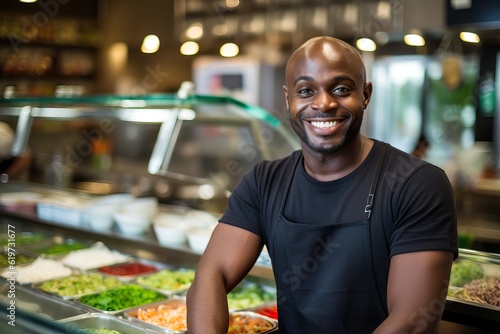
363,82,373,108
283,85,290,111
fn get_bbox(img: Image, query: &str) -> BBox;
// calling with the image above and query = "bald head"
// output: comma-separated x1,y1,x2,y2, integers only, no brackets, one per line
285,36,367,87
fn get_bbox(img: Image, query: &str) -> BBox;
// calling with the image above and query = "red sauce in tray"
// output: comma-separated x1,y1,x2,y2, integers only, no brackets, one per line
99,262,158,276
254,304,278,319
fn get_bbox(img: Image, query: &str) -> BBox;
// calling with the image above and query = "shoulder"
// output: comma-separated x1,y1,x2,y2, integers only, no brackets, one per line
376,141,449,191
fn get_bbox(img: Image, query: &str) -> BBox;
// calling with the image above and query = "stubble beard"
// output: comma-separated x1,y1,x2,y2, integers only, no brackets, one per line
288,110,363,154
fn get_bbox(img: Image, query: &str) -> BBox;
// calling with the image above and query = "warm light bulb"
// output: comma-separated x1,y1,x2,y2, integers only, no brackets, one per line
226,0,239,8
404,34,425,46
180,41,200,55
185,23,203,39
141,35,160,53
460,32,480,43
220,43,239,57
356,38,376,51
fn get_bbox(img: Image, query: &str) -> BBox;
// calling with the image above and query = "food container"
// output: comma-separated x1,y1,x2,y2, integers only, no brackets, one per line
134,268,195,295
58,313,151,334
227,311,278,334
97,261,160,282
1,257,74,284
0,191,42,214
124,297,188,333
113,211,152,236
447,248,500,311
227,282,277,311
34,272,124,300
25,236,92,256
37,196,91,227
186,227,214,254
0,281,89,320
87,203,118,232
0,231,47,248
153,211,189,246
60,242,131,271
76,284,168,314
0,249,37,269
251,302,278,320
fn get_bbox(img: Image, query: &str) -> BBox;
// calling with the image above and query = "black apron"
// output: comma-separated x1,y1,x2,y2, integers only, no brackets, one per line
274,146,387,333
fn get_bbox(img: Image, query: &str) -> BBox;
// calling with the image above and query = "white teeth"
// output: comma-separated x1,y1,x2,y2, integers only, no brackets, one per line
310,121,338,128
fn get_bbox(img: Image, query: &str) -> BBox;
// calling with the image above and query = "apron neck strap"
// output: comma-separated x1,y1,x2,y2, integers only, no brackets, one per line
364,145,387,220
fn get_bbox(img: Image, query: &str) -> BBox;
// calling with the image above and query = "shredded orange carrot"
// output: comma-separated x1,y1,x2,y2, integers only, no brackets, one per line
136,304,187,331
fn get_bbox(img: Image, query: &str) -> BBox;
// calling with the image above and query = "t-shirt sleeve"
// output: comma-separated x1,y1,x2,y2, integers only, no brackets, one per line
390,165,459,259
219,165,263,237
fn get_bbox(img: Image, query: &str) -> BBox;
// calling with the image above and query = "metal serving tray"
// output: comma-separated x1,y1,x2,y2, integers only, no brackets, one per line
75,284,168,315
227,311,278,334
0,281,90,321
0,248,37,269
123,297,188,333
33,272,124,300
133,268,195,296
24,235,94,257
58,313,157,334
96,259,166,282
447,248,500,311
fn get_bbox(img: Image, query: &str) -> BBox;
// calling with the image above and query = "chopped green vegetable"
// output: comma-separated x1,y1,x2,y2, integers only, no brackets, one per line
136,269,195,292
450,260,485,287
1,233,45,246
38,273,123,298
78,285,166,311
227,284,276,310
84,328,122,334
36,242,87,255
0,253,35,268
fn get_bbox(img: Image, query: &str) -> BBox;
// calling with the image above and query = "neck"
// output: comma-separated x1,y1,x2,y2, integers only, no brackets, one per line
302,136,373,182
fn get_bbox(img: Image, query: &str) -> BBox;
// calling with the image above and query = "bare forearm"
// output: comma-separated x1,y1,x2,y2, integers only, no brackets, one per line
186,273,229,334
373,312,441,334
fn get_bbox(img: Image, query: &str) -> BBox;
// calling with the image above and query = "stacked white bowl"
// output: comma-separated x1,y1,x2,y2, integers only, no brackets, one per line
87,194,135,232
113,197,158,236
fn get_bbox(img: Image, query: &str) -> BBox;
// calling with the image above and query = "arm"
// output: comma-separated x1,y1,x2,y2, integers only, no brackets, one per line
373,250,454,334
186,223,263,334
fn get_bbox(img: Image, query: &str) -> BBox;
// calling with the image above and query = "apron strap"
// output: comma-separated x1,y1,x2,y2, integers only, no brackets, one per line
364,145,387,220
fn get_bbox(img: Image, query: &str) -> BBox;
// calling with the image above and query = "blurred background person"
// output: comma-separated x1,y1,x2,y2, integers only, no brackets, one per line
0,121,31,182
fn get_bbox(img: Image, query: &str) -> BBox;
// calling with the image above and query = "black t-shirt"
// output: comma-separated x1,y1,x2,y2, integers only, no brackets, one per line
220,140,458,309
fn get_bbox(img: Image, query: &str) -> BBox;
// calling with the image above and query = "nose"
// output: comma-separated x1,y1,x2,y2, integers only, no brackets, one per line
310,91,337,112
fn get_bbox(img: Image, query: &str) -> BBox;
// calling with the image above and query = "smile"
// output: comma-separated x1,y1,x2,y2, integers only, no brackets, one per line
310,121,339,129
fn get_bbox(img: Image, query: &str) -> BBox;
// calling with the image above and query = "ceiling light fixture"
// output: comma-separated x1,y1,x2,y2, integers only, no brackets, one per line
141,35,160,53
226,0,240,8
459,32,480,43
180,41,199,55
185,23,203,39
404,33,425,47
220,43,239,57
356,38,377,52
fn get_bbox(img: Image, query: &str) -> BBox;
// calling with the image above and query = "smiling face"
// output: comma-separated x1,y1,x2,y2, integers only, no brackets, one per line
283,37,372,155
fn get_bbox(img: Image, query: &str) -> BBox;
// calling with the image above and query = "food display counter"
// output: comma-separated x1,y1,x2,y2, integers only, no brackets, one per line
1,92,500,333
0,202,278,334
1,188,500,333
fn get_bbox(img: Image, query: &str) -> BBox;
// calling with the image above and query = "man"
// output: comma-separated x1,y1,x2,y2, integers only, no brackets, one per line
186,36,458,333
0,121,30,180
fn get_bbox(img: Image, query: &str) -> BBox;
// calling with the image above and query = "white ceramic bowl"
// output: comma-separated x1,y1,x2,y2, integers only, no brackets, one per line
120,197,158,218
153,222,189,246
113,212,151,235
184,210,218,229
187,228,214,254
87,204,116,231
